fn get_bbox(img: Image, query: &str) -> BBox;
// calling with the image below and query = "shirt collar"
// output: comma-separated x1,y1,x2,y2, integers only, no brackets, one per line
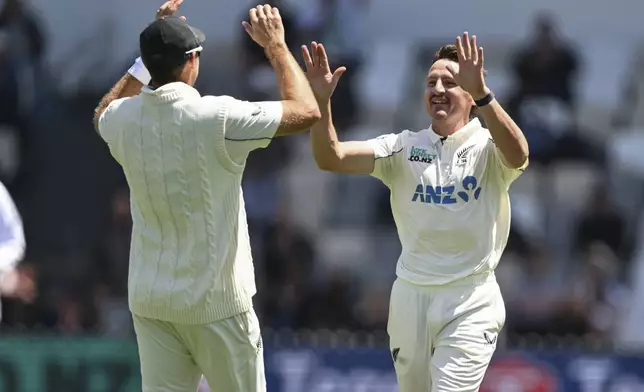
140,82,201,104
427,118,482,145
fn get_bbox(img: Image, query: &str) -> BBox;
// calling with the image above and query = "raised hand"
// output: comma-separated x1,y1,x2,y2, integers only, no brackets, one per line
301,42,346,103
447,32,489,100
156,0,186,21
242,5,285,48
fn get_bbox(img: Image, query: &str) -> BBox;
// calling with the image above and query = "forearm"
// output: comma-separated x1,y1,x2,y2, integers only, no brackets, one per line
310,102,375,174
92,73,143,132
479,98,529,168
265,42,319,115
311,101,343,168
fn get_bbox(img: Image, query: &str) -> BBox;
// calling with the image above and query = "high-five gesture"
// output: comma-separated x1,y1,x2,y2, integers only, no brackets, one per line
447,32,489,100
242,5,285,48
301,42,346,103
156,0,185,20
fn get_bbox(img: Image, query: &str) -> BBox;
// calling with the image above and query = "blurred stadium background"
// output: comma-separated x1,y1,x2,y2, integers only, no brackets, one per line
2,0,644,390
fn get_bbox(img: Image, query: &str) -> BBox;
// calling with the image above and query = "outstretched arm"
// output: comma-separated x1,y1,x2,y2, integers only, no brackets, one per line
243,5,321,136
303,42,375,174
311,101,375,174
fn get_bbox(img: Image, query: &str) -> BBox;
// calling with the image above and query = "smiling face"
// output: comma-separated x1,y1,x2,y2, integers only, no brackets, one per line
424,59,474,125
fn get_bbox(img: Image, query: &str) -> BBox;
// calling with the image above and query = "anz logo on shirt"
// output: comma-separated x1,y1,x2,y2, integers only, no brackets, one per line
411,176,482,204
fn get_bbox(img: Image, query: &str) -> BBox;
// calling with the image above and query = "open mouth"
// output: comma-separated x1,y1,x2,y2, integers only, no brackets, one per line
429,97,449,107
431,97,449,106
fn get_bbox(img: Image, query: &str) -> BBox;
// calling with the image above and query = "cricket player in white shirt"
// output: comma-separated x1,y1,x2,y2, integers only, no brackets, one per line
305,34,529,392
92,1,320,391
0,180,26,322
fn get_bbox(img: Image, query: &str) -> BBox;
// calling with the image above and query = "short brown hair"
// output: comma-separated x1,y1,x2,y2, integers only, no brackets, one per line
432,44,480,119
433,44,459,63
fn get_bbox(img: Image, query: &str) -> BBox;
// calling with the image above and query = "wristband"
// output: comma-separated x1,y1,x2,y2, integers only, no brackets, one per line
474,91,495,107
128,57,151,85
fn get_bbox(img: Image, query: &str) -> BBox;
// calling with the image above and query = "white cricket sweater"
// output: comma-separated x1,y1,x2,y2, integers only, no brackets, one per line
98,82,282,324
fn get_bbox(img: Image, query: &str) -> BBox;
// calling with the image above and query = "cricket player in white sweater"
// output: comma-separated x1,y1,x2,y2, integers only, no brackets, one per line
305,34,529,392
92,1,320,391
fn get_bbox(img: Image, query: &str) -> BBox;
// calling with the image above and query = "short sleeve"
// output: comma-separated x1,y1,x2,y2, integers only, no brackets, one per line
487,138,528,187
367,133,404,184
97,99,125,144
224,99,283,164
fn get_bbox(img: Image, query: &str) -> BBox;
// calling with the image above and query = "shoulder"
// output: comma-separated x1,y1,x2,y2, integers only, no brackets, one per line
178,95,238,124
192,94,232,111
371,129,417,146
102,96,144,123
196,95,260,117
403,128,429,145
369,129,415,158
103,96,134,118
470,126,494,147
98,96,140,139
0,181,11,201
0,180,18,214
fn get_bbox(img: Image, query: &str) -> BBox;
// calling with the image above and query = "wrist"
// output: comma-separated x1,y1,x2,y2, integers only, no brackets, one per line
471,87,491,101
473,88,494,107
315,96,332,107
264,41,287,54
128,57,151,85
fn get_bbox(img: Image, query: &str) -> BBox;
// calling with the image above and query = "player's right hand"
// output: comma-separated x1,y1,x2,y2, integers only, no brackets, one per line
302,42,346,103
242,5,285,48
156,0,185,21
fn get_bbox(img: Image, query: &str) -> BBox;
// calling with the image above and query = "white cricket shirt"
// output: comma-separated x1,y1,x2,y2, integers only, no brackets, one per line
0,181,24,275
368,118,526,286
98,82,282,324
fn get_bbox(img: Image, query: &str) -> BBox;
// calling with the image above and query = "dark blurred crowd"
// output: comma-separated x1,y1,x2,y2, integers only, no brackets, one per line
0,0,640,346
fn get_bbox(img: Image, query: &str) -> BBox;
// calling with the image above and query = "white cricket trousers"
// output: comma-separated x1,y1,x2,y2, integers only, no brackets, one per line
387,273,505,392
133,308,265,392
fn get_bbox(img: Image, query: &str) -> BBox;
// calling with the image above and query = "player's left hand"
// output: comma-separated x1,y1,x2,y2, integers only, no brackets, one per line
446,32,489,100
156,0,186,21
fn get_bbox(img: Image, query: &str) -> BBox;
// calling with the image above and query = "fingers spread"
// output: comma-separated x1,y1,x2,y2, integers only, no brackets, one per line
456,36,466,62
462,32,471,59
471,35,478,64
317,43,330,72
311,41,319,67
478,47,485,68
332,66,347,84
302,45,314,70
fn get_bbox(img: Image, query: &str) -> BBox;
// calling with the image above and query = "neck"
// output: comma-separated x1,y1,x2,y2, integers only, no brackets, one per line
431,116,469,137
149,79,187,90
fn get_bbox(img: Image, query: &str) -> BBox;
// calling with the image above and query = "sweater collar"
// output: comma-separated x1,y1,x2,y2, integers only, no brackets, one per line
140,82,201,104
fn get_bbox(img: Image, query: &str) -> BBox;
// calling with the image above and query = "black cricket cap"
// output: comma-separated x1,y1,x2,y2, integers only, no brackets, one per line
139,16,206,69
